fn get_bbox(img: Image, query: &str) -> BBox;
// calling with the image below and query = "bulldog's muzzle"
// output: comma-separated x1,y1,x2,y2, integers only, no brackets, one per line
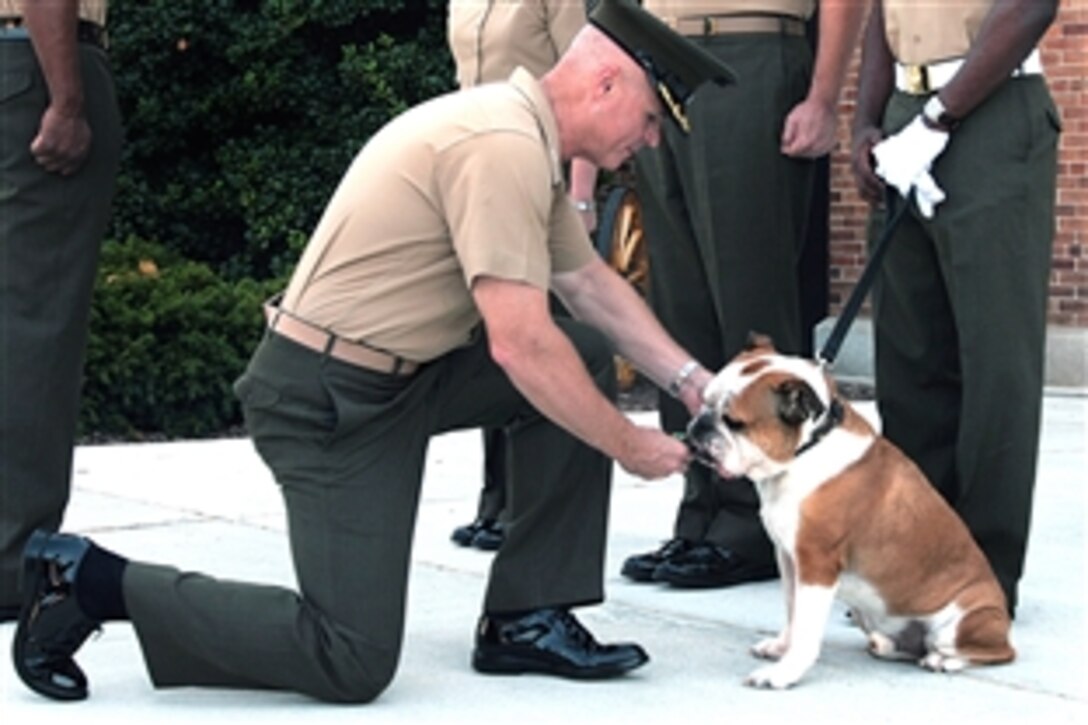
684,410,720,469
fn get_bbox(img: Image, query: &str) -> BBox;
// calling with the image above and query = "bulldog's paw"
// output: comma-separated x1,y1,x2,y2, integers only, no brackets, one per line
866,631,901,659
920,651,968,673
751,636,788,660
744,661,805,690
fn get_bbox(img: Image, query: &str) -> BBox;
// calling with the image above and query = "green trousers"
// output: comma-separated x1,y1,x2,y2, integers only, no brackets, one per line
872,76,1060,612
635,32,815,563
124,318,616,702
0,40,122,610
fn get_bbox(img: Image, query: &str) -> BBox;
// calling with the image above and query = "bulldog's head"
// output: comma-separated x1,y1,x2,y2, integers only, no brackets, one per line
686,334,840,481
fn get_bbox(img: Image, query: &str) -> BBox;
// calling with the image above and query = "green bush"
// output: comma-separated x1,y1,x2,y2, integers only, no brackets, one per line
107,0,454,280
79,1,454,437
80,239,283,439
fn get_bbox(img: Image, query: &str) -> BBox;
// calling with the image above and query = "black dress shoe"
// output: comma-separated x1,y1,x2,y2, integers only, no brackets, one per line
653,542,777,588
12,530,102,701
472,608,648,679
451,520,480,547
470,519,504,551
620,537,693,582
451,519,504,551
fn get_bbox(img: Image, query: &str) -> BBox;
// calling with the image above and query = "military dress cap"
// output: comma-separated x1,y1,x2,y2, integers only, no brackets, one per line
589,0,737,133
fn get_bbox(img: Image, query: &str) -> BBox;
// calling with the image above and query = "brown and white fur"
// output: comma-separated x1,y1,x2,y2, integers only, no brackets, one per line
686,335,1014,689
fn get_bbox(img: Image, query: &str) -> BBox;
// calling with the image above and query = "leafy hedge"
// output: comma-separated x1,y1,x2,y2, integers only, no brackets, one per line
80,239,282,439
107,0,454,280
79,0,454,437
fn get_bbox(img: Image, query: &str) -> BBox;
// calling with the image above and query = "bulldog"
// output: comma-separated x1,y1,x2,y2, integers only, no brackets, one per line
686,335,1014,689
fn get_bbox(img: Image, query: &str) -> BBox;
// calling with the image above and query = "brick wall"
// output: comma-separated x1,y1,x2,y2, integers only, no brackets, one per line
827,0,1087,327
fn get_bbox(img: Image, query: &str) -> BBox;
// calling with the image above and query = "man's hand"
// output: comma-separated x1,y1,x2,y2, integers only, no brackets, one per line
780,98,838,159
871,115,950,218
850,125,885,205
23,1,90,176
31,106,92,176
615,426,692,480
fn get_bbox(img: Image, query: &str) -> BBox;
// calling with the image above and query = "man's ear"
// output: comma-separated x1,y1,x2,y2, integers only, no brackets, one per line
591,63,619,100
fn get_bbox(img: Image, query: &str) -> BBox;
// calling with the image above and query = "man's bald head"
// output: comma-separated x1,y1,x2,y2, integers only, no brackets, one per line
540,25,664,169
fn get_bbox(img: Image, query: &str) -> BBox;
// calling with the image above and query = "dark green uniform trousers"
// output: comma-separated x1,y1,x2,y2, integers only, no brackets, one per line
123,318,616,702
0,40,122,611
635,32,815,563
872,76,1060,613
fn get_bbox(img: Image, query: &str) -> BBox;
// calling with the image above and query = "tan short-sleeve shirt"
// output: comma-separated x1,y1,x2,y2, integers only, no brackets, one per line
884,0,996,65
447,0,588,87
641,0,814,26
281,69,595,362
0,0,107,25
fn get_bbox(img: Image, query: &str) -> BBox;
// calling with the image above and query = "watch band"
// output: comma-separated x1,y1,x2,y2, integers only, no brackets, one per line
922,95,959,132
668,359,699,397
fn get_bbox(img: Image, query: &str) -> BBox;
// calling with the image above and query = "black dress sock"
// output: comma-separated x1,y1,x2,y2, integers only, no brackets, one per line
75,542,130,622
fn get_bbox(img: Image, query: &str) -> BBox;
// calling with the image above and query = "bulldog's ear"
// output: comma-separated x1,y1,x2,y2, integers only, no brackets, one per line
775,379,825,427
744,331,775,352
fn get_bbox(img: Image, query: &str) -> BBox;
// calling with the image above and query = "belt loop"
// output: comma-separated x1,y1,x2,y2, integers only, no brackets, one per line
264,292,285,327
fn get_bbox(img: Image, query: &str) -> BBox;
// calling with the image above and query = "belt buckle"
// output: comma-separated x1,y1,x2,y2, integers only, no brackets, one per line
905,65,929,95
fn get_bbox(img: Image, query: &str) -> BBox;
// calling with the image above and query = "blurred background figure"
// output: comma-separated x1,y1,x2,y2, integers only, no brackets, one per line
0,0,123,622
446,0,598,552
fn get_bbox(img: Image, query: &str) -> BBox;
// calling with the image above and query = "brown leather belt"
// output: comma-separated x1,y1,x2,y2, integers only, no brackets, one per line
263,303,419,376
673,14,806,38
0,18,107,49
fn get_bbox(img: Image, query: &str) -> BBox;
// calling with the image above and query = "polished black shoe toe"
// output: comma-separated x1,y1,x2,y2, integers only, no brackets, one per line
472,607,648,679
451,519,504,551
12,530,102,701
620,537,693,582
470,520,504,551
451,520,479,547
653,542,777,589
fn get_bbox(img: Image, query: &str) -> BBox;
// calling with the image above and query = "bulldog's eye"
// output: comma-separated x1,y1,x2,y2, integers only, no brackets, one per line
722,414,745,431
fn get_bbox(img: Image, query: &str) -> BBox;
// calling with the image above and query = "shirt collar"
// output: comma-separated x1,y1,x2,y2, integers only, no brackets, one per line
508,68,564,187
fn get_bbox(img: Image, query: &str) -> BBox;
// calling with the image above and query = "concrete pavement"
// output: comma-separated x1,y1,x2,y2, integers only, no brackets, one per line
1,395,1085,724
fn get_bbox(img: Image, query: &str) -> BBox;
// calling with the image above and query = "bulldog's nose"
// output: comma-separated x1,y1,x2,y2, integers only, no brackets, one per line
686,410,717,444
683,411,720,468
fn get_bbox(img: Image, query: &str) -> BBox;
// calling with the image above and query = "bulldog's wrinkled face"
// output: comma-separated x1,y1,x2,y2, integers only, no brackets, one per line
686,335,833,481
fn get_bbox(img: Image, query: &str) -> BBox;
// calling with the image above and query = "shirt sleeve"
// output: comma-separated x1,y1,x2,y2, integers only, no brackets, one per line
547,0,589,56
439,130,555,290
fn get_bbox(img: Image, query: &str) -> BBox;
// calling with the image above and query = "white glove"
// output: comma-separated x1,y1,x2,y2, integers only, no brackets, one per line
872,115,950,219
911,171,946,219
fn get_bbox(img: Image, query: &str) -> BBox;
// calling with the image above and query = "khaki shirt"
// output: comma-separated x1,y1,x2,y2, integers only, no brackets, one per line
0,0,107,25
281,69,596,362
641,0,814,27
884,0,995,65
447,0,587,87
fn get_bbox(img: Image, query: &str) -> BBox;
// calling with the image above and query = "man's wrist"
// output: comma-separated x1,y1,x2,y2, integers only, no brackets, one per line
572,198,595,213
667,359,699,398
922,95,959,132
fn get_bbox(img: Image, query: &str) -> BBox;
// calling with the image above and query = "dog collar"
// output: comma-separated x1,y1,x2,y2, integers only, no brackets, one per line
795,398,845,457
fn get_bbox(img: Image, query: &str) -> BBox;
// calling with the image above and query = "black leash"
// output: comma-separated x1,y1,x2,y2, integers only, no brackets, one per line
817,187,914,367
